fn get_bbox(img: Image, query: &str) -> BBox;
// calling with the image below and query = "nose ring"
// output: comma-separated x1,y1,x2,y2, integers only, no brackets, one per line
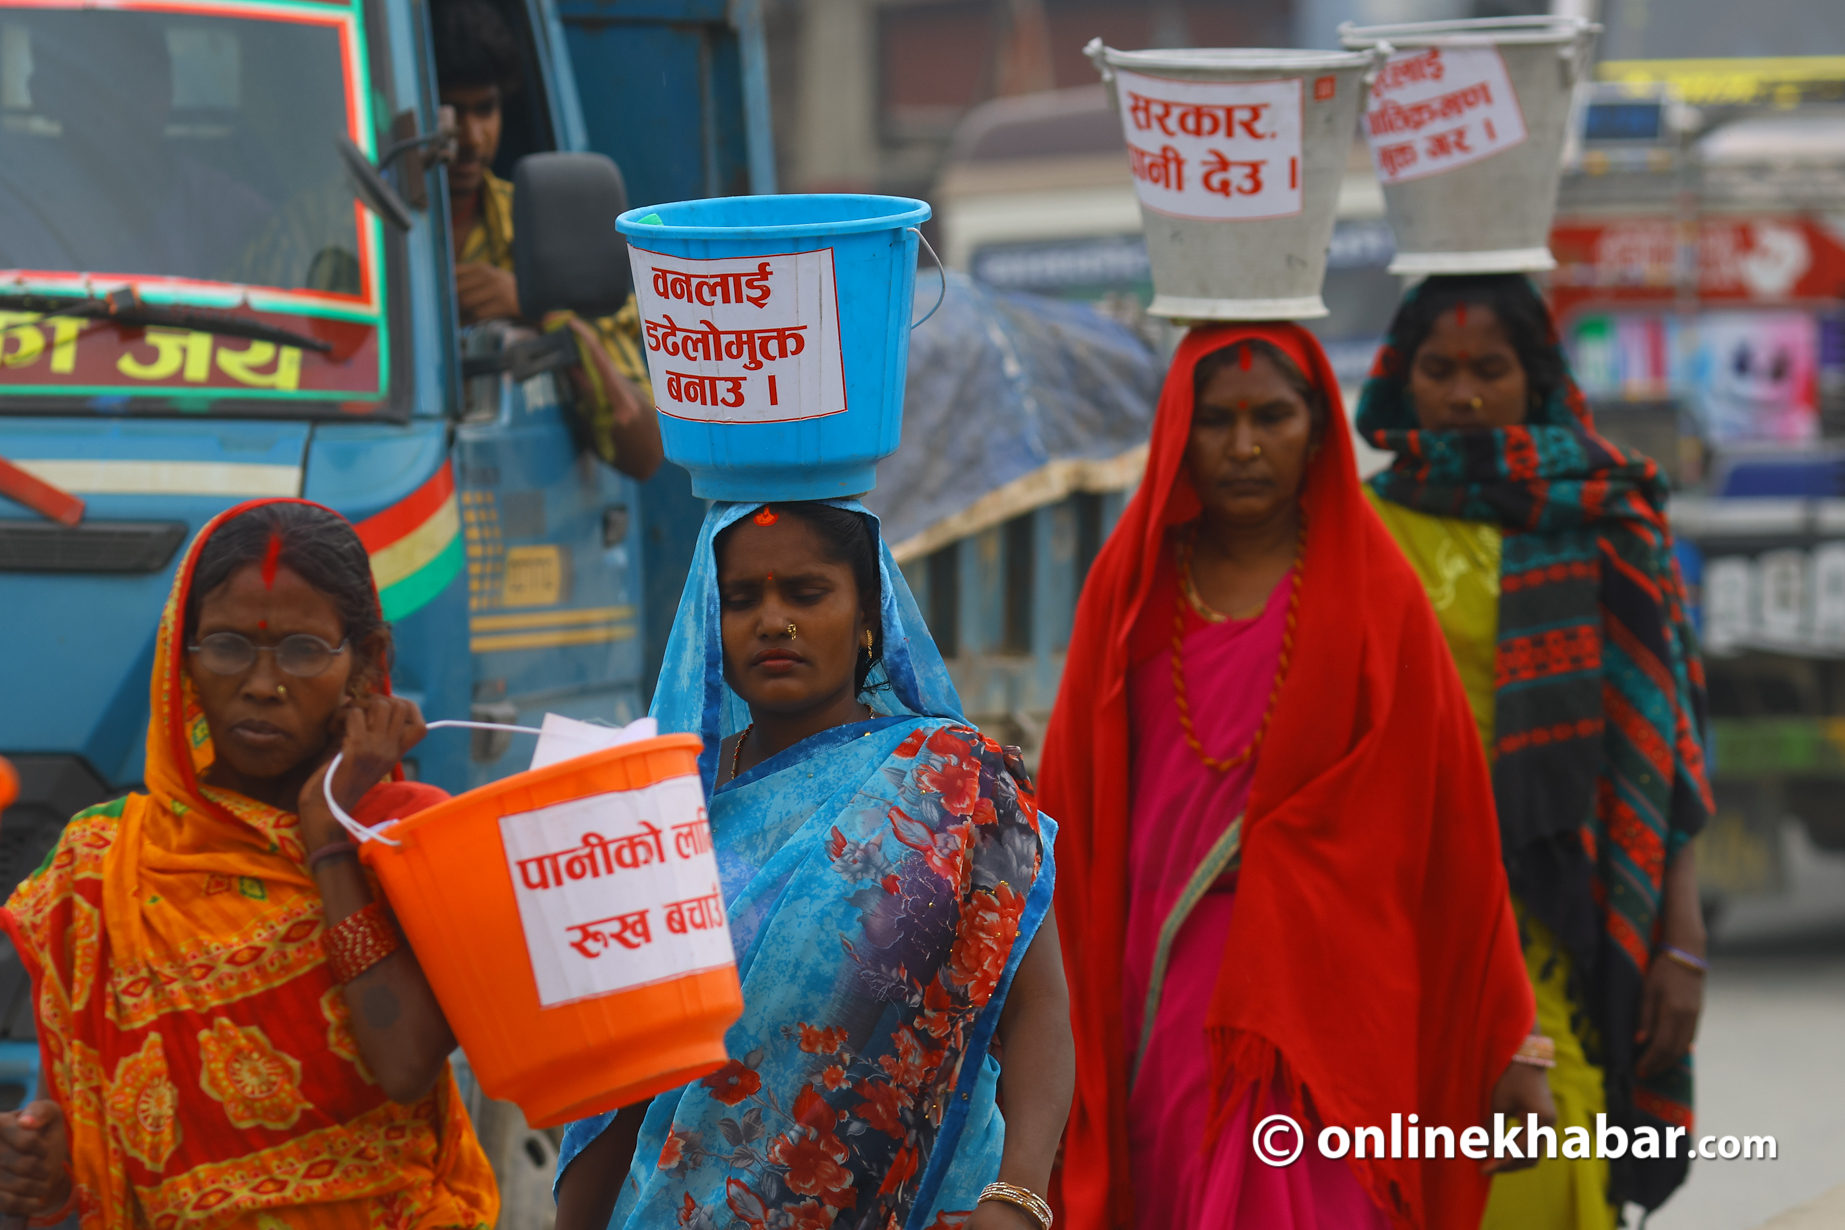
786,623,798,640
1240,444,1262,460
277,684,288,699
1469,396,1484,410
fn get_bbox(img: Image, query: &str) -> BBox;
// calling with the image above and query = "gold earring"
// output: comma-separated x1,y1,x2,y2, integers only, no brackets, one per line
786,623,798,640
862,629,875,652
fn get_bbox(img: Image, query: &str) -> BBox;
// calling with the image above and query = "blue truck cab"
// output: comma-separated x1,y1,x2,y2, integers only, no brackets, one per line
0,0,771,1106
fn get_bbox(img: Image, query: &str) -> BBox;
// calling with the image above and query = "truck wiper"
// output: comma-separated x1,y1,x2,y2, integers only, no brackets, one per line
0,288,334,354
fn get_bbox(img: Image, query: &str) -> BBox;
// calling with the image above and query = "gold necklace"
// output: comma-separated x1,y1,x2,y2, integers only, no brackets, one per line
1179,530,1272,623
731,725,751,781
1170,521,1305,773
727,702,875,783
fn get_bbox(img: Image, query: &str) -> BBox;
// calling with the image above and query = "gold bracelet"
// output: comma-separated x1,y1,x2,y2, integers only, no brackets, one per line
979,1181,1053,1230
1511,1034,1557,1068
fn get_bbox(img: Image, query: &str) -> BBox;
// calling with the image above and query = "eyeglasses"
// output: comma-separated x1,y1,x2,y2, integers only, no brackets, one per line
188,632,350,679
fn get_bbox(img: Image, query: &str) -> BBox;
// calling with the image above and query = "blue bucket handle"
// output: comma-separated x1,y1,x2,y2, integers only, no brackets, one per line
909,227,946,330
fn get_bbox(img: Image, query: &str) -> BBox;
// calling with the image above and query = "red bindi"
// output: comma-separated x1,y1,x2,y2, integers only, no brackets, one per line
259,532,283,589
752,506,778,526
258,620,267,630
1237,399,1250,411
1457,350,1471,363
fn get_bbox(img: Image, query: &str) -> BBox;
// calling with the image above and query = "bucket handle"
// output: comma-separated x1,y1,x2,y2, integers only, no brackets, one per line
1082,37,1112,84
910,227,946,330
1558,24,1601,88
320,718,542,848
1364,41,1395,88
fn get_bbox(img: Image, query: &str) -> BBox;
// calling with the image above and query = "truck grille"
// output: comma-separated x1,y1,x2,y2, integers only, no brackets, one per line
0,520,188,573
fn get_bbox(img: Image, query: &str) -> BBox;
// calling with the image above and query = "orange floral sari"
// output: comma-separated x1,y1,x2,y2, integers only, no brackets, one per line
0,499,497,1229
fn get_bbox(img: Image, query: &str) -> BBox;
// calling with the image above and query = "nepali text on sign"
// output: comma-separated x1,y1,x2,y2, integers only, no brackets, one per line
629,247,847,424
499,773,733,1007
1111,68,1304,223
1362,46,1527,185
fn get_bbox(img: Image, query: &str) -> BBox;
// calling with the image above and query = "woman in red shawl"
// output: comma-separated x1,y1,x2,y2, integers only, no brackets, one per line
1039,323,1550,1230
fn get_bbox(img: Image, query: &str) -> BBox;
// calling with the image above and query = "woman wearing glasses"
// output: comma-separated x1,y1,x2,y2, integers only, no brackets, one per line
0,499,498,1227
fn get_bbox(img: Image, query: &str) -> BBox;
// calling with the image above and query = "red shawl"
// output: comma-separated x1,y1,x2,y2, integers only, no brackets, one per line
1039,323,1533,1230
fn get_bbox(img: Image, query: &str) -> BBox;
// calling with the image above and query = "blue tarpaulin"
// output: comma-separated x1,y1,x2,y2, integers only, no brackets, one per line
865,271,1161,559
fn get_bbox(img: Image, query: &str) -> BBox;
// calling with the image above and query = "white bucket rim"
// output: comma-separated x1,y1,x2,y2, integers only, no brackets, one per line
1388,247,1558,276
1148,293,1331,322
1340,15,1597,48
1090,43,1376,74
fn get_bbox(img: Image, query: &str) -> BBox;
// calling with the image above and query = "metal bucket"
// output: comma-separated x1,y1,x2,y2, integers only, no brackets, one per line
1339,16,1599,276
1085,39,1376,321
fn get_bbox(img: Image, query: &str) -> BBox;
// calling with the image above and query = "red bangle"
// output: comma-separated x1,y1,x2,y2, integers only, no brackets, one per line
322,901,401,983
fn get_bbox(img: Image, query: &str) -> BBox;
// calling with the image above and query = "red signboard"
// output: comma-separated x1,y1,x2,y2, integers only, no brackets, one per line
1550,215,1845,319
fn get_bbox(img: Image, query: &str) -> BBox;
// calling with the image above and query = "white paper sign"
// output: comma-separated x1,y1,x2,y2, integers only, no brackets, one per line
529,714,659,772
1112,68,1303,222
629,246,846,424
1362,46,1527,184
499,772,732,1008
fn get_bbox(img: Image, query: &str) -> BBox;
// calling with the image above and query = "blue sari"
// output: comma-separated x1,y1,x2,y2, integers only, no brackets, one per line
556,501,1056,1230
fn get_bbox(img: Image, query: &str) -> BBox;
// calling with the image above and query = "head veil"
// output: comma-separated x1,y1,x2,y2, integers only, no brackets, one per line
649,498,965,791
1040,323,1533,1230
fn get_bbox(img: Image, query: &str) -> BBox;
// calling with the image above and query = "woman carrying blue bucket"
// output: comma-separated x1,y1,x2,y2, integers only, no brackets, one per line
552,197,1073,1230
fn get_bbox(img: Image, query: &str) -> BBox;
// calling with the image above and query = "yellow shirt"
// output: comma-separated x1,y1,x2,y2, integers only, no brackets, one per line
1363,486,1502,755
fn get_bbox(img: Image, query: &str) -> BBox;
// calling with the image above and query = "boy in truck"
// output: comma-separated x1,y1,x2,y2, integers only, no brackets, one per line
434,0,664,481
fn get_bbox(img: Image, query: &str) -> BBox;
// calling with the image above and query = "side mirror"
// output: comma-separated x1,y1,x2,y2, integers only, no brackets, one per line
512,152,633,320
336,134,414,233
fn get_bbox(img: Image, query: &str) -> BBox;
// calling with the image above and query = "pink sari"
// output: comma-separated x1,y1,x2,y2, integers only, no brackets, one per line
1124,569,1390,1230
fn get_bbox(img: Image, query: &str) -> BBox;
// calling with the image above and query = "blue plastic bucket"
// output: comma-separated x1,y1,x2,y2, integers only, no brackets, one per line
616,194,932,501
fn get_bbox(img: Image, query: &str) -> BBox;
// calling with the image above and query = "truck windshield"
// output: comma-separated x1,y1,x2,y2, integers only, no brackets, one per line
0,0,392,412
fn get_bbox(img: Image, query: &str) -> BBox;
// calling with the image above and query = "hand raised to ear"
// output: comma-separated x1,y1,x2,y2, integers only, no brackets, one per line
298,695,426,849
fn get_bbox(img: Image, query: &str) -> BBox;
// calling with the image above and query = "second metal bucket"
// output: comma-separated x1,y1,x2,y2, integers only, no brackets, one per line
1085,40,1374,321
1340,16,1599,276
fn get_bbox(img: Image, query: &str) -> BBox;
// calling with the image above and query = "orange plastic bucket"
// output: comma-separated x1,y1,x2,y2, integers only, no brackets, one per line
359,733,743,1129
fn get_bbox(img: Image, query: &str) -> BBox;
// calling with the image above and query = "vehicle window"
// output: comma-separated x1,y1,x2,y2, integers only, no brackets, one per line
0,6,358,292
0,0,399,414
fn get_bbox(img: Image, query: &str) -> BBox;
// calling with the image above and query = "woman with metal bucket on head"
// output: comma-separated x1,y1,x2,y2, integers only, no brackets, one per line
552,501,1073,1230
1040,323,1549,1230
0,500,497,1227
1358,274,1713,1228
